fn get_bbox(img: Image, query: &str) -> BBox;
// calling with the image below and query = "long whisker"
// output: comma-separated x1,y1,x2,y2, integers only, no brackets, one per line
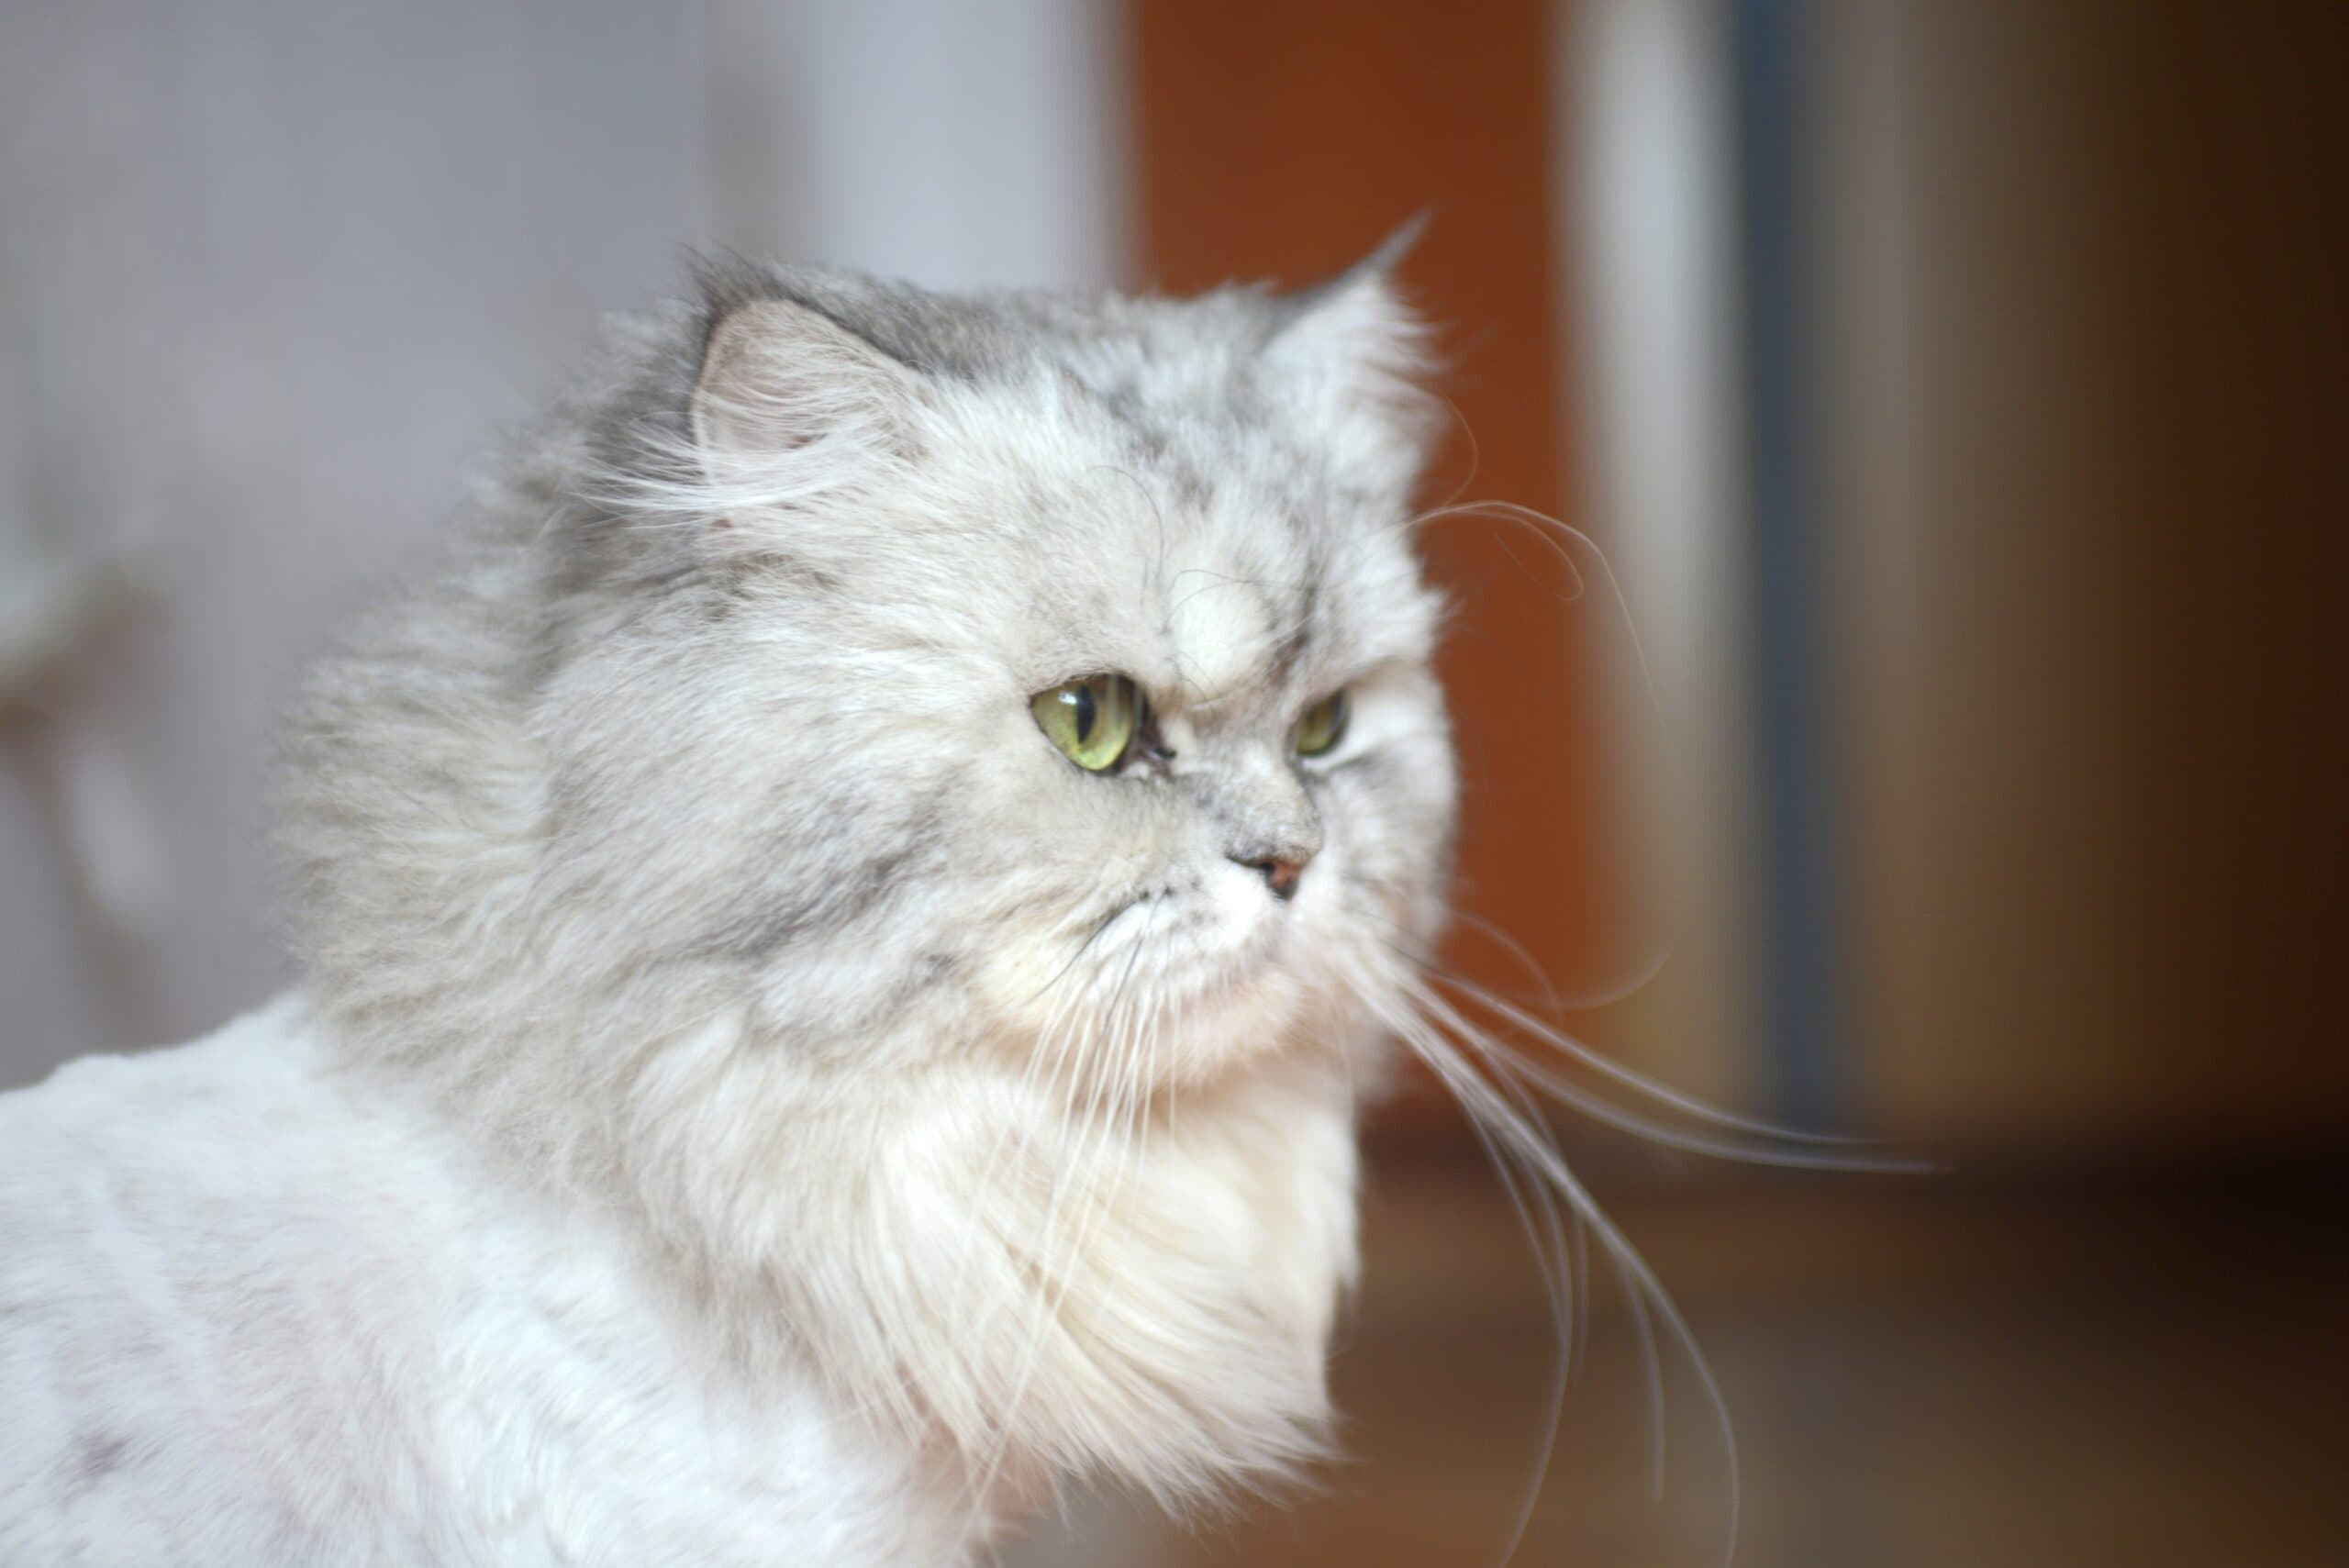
1355,959,1741,1565
1443,982,1936,1173
1372,904,1902,1159
1403,497,1699,855
1354,895,1918,1172
1441,965,1854,1146
962,899,1168,1523
1443,903,1674,1018
1458,1065,1576,1564
1390,959,1921,1174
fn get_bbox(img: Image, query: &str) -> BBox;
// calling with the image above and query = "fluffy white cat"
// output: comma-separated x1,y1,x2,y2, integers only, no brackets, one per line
1,247,1463,1564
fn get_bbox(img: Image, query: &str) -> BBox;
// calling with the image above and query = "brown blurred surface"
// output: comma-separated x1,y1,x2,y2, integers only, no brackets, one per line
1051,1154,2348,1567
1842,0,2349,1147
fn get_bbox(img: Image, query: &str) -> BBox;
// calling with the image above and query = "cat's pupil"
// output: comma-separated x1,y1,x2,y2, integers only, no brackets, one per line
1073,686,1096,743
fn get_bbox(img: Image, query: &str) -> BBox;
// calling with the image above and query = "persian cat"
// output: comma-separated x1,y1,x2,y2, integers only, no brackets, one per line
1,246,1465,1564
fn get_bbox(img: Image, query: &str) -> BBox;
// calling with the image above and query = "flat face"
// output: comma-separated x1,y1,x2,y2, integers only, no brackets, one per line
533,271,1460,1093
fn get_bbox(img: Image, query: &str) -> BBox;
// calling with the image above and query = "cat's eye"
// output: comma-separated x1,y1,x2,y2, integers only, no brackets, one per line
1296,689,1350,758
1031,673,1140,772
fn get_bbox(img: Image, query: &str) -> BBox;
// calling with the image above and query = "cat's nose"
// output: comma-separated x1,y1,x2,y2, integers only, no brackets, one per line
1235,854,1308,902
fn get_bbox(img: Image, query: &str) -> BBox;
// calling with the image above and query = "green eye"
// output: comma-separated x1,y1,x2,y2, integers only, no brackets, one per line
1297,689,1350,757
1031,673,1140,772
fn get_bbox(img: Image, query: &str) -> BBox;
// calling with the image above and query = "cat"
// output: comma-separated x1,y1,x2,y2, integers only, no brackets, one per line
0,241,1464,1565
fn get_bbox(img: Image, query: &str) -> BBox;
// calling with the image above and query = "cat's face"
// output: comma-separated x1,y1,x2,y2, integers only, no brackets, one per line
533,263,1457,1094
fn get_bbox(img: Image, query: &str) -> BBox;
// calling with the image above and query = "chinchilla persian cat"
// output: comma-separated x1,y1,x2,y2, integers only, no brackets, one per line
0,246,1470,1564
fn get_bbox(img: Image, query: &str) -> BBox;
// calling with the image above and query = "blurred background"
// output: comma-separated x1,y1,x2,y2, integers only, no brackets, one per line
4,3,2343,1563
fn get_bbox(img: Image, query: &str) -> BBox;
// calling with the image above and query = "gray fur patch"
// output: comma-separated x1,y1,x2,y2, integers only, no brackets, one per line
62,1430,134,1496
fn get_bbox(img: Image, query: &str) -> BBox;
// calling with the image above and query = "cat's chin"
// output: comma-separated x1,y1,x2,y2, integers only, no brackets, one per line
1141,962,1321,1086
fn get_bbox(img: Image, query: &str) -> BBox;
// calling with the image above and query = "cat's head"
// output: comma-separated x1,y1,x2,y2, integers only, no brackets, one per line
284,247,1457,1108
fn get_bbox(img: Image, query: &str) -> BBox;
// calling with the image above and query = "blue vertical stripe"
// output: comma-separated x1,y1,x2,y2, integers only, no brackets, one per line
1733,0,1848,1126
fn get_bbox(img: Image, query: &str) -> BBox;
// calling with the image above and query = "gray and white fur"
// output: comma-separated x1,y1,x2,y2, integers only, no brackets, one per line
0,250,1464,1564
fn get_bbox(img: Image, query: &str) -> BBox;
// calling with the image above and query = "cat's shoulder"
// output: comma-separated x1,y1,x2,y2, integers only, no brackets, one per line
2,994,330,1195
0,992,396,1372
0,995,381,1562
0,991,484,1301
6,991,327,1125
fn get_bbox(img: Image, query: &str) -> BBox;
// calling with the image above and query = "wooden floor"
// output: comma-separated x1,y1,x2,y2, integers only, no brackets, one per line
1011,1158,2348,1567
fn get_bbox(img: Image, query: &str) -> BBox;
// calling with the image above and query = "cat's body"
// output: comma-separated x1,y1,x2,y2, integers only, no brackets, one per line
0,252,1455,1564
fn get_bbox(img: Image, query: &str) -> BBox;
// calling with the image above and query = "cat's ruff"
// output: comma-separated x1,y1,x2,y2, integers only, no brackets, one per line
1,995,1361,1564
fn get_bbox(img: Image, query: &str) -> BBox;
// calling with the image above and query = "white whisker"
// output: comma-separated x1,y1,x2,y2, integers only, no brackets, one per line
1341,946,1743,1566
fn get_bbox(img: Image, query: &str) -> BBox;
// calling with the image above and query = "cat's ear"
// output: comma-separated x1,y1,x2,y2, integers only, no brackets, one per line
1263,217,1441,493
688,293,917,506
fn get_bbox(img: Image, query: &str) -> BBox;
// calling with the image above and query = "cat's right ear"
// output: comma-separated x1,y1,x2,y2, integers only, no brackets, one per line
687,295,916,514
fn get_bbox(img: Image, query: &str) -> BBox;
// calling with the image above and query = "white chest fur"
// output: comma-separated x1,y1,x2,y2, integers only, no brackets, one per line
0,997,1362,1565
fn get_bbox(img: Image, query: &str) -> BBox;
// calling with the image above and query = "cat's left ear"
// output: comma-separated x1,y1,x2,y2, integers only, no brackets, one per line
687,290,918,521
1262,218,1441,492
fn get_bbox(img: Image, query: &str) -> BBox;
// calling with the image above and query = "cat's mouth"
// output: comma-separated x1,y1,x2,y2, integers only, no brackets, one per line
1006,866,1321,1087
1138,900,1306,1036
